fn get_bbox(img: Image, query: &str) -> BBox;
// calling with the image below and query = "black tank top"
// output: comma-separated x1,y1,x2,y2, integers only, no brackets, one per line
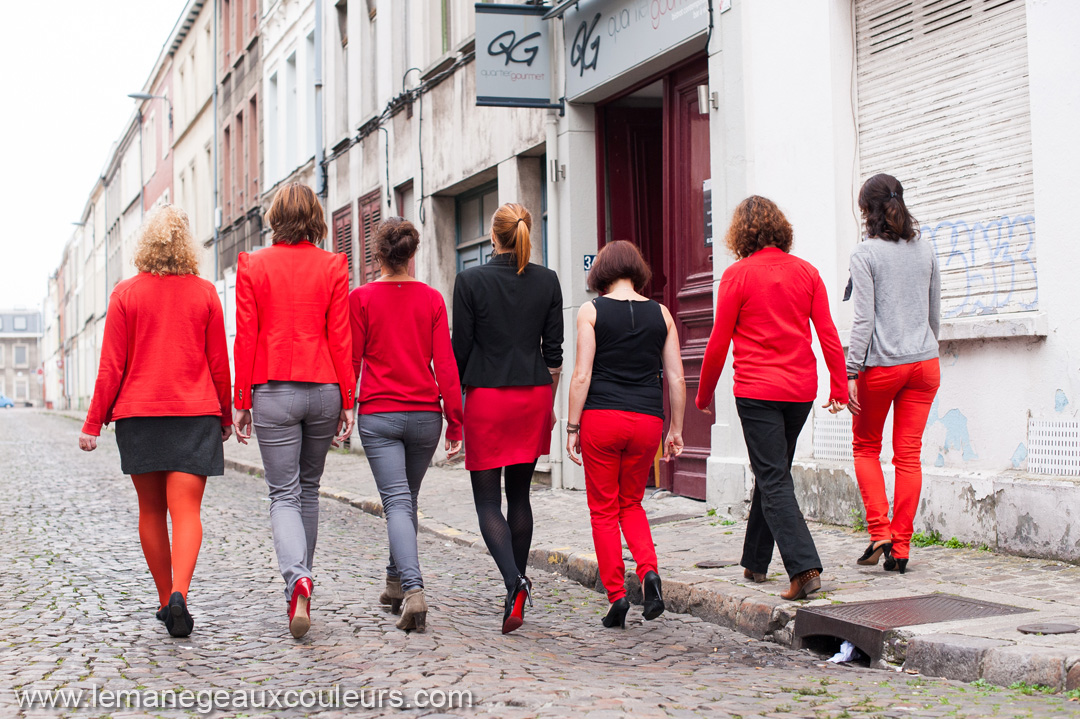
583,296,667,419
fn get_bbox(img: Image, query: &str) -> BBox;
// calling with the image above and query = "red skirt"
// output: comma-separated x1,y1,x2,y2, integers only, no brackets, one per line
463,385,553,471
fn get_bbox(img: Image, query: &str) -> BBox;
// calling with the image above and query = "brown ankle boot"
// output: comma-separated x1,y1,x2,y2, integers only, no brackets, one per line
379,575,404,614
743,568,767,583
396,588,427,632
781,569,821,600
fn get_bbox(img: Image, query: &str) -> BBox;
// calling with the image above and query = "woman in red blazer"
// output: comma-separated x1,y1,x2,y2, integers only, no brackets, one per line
233,183,355,639
79,205,232,639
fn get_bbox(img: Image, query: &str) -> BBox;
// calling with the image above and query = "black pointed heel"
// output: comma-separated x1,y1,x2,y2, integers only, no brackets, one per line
884,556,908,574
501,576,531,634
641,571,665,620
857,540,893,566
602,598,630,628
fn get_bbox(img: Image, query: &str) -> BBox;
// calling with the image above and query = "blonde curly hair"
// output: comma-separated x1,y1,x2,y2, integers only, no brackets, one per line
133,205,200,276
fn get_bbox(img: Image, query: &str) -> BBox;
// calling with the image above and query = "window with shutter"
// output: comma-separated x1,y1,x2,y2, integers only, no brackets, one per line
358,190,383,285
332,205,354,285
856,0,1036,319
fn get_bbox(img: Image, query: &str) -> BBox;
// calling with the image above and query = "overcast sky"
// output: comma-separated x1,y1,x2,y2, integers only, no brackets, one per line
0,0,187,310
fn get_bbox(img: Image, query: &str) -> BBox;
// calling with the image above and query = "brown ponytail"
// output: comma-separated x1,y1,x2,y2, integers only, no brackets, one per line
858,173,918,242
491,202,533,275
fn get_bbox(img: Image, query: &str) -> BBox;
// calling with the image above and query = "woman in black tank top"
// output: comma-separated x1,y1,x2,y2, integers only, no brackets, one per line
566,241,686,629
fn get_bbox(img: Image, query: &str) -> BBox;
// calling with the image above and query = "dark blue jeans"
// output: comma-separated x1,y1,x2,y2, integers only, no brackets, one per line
358,412,442,591
735,398,822,580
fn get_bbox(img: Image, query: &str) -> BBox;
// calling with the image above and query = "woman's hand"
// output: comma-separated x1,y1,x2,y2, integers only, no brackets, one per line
334,408,355,445
79,433,98,452
822,399,847,415
566,430,582,466
234,409,252,444
221,425,234,442
445,439,462,459
847,379,860,415
664,429,684,460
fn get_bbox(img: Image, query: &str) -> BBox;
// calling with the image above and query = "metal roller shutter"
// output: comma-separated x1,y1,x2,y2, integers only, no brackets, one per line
855,0,1037,319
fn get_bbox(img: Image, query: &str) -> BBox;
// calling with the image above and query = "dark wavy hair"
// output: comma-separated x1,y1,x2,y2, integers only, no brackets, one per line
266,183,328,245
587,240,652,293
859,173,918,242
374,217,420,272
725,195,793,258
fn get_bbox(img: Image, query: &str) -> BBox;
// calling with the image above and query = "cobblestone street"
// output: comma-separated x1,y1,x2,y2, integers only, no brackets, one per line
1,411,1076,718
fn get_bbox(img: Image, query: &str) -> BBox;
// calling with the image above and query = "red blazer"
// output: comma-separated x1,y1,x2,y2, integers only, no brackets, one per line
233,242,355,410
82,274,232,436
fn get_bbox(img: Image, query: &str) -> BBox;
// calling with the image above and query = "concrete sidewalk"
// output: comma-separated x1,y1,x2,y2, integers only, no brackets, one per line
220,435,1080,692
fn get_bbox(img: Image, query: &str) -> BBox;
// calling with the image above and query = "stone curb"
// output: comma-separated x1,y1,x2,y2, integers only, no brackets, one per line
226,455,1076,692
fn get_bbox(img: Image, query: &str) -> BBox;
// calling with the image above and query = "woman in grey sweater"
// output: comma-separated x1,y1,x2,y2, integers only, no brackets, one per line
847,173,941,575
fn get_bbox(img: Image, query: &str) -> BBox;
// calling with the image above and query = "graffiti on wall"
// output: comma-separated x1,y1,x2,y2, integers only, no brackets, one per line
923,215,1037,318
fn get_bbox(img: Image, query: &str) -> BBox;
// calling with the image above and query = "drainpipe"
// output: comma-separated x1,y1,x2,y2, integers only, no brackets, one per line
212,0,220,280
545,109,563,491
314,0,325,203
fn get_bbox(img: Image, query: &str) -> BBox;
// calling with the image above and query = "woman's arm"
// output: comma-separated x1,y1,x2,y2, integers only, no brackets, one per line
451,276,474,382
81,289,128,441
929,251,941,340
206,287,233,436
542,275,565,373
846,249,875,377
565,301,596,466
432,295,464,445
348,288,365,380
660,304,686,459
695,275,740,411
810,274,850,406
326,254,356,443
232,253,257,411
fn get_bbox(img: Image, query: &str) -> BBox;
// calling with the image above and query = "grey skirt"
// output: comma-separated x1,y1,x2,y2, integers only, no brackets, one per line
114,415,225,476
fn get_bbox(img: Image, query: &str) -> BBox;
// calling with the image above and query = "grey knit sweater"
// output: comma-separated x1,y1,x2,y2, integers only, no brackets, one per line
846,237,941,375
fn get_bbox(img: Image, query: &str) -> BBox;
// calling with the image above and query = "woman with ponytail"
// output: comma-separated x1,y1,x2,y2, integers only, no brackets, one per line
452,202,563,634
847,174,941,576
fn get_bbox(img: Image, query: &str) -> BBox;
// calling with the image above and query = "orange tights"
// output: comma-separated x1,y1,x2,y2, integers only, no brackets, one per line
131,472,207,609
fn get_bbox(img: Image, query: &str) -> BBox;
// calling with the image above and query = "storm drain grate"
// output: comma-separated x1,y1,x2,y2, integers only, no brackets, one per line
793,593,1031,663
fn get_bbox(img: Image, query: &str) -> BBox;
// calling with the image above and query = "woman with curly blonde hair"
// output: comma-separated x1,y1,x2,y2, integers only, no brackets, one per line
80,204,232,638
695,196,848,601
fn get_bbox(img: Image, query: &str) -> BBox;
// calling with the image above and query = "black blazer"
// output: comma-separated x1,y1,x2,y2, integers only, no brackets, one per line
452,252,563,388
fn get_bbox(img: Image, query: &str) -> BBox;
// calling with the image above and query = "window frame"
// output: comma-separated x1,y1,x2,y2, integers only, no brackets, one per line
13,343,29,368
454,181,499,273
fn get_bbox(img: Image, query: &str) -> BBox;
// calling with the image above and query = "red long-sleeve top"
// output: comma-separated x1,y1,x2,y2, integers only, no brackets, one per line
349,281,464,441
695,248,849,409
233,242,355,410
82,273,232,436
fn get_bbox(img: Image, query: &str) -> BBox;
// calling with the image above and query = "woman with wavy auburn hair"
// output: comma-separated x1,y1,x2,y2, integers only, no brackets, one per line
452,202,563,634
79,205,233,638
233,182,355,639
695,196,848,602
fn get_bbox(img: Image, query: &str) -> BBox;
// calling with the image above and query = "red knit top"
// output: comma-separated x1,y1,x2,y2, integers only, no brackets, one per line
695,248,849,409
83,273,232,436
349,281,464,441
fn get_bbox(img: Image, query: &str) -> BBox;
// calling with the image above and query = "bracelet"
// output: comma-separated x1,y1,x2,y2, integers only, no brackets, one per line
566,423,581,431
847,373,859,380
566,428,580,435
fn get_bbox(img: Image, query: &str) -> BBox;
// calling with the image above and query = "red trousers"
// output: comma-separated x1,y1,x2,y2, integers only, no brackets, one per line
852,358,940,559
581,409,663,602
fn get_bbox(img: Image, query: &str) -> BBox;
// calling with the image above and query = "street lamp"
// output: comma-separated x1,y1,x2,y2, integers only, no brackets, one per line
128,92,172,129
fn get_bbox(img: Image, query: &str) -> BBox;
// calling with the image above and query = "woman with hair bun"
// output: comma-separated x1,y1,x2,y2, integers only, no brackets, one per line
847,174,940,575
349,217,463,633
696,195,848,602
79,205,232,638
452,202,563,634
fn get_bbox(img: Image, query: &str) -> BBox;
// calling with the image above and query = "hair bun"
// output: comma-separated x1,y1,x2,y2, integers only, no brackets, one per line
374,217,420,271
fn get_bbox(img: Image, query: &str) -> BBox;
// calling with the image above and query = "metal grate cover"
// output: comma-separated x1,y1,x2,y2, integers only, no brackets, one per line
813,410,854,462
794,593,1031,663
1028,419,1080,476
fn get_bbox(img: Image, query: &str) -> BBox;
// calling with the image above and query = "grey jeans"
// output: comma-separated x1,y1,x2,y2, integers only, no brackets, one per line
358,412,443,591
253,381,341,599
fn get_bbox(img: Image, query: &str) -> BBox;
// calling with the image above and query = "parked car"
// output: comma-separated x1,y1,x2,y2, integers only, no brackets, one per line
0,395,14,408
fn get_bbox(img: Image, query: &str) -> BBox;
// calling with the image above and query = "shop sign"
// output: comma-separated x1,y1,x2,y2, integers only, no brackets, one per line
476,4,560,109
563,0,710,100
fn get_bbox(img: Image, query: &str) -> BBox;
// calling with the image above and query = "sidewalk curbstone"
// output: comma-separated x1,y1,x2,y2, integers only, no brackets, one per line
981,645,1069,691
903,634,1015,683
224,457,263,478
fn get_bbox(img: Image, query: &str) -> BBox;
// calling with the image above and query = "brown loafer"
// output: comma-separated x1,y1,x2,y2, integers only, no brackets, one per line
743,568,767,583
780,569,821,600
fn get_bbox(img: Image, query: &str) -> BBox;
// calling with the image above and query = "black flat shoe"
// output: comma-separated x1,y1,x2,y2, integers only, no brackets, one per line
857,540,893,566
602,598,630,628
884,556,909,574
155,606,168,623
641,571,665,620
165,591,194,638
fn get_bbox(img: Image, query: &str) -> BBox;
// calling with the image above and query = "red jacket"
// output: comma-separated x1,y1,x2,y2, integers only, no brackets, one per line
350,281,464,441
696,247,849,408
233,242,355,410
82,273,232,436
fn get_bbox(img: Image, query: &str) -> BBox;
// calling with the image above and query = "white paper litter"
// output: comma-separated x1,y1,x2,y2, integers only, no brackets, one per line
827,640,861,663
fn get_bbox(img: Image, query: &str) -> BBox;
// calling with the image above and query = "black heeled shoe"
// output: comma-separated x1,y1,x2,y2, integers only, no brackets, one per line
155,606,168,623
602,598,630,628
857,540,893,566
501,575,533,634
641,571,665,620
165,591,193,638
883,556,908,574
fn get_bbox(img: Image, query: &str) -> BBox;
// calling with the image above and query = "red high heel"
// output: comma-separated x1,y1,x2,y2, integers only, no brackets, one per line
501,576,532,634
289,577,313,639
